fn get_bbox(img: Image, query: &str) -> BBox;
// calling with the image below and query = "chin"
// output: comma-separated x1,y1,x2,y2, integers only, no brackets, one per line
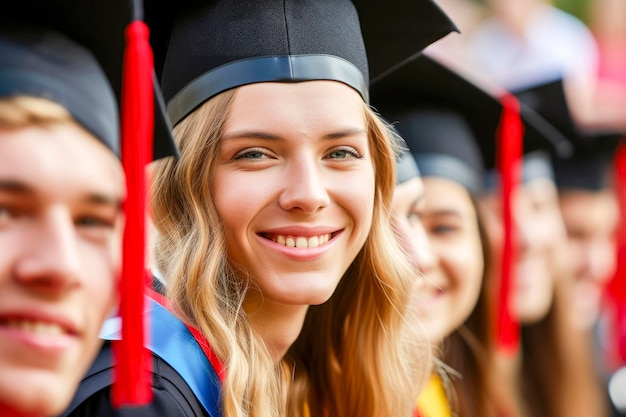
0,378,73,417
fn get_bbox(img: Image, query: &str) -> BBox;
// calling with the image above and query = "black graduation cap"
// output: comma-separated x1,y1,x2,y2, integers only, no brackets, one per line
370,54,573,195
0,27,119,155
145,0,457,127
553,132,624,191
511,78,580,142
511,78,626,191
3,0,178,160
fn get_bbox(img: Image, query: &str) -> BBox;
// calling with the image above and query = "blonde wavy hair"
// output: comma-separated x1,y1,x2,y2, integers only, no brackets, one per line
150,86,430,417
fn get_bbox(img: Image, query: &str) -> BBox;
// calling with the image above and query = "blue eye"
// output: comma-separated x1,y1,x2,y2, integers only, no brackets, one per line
325,146,362,160
233,148,270,160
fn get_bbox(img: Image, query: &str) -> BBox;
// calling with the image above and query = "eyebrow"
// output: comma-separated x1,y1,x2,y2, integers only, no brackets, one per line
222,128,367,142
0,179,122,209
422,208,464,219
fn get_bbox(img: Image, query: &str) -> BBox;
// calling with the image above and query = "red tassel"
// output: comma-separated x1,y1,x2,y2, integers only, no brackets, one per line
607,144,626,368
112,20,154,407
495,93,523,354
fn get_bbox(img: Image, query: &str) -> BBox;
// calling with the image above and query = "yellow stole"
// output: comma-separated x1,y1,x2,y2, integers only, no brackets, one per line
416,373,453,417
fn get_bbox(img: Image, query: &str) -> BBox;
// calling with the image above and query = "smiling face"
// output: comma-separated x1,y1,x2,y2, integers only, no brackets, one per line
212,80,375,311
480,179,561,325
559,189,619,329
414,177,484,344
0,122,123,417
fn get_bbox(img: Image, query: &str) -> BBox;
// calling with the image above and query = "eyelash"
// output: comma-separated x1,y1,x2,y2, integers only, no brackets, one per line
232,146,363,161
324,146,363,160
233,147,270,160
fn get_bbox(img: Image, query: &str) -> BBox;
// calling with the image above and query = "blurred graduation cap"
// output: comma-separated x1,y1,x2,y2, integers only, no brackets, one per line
371,54,573,193
144,0,457,127
0,27,120,154
371,53,574,354
4,1,177,160
2,0,181,406
553,132,623,191
511,78,625,191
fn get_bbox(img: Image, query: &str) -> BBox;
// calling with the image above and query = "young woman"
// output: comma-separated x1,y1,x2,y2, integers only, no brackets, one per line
372,54,500,417
372,53,573,417
64,1,457,417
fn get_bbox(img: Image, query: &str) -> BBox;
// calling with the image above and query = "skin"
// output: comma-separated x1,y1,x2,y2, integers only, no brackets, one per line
212,80,375,360
559,189,619,329
391,177,434,273
0,123,124,417
416,177,484,344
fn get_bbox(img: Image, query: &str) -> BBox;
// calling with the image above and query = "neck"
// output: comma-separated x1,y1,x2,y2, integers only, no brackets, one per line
243,294,309,363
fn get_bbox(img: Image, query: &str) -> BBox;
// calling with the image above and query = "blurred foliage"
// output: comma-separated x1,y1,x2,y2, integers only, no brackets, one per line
553,0,591,24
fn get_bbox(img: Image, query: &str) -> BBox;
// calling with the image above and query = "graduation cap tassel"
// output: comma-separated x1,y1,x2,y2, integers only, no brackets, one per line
495,93,523,354
608,144,626,367
112,17,154,407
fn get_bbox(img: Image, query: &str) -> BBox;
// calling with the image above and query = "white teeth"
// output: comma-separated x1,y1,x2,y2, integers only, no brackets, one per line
272,234,331,248
4,319,64,335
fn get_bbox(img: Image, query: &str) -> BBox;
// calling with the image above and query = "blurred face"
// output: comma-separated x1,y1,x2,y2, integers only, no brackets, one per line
414,177,483,344
0,123,123,417
391,177,433,273
559,190,619,329
213,81,374,312
481,179,560,324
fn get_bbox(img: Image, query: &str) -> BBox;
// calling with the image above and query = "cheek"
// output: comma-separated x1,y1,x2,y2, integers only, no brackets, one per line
445,238,484,292
80,243,118,318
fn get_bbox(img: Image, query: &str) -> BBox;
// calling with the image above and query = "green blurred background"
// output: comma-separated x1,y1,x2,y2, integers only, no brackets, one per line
554,0,591,23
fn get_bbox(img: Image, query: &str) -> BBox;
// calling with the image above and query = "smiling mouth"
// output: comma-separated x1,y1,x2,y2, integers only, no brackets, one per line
262,233,335,248
0,318,67,336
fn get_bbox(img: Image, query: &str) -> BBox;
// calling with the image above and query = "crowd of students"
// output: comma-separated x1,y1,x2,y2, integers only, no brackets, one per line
1,1,625,417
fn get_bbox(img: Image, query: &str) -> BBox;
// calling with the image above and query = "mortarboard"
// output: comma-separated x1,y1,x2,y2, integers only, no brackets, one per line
511,78,625,191
3,0,178,160
2,0,182,406
371,53,574,354
0,27,119,154
144,0,457,127
371,54,572,193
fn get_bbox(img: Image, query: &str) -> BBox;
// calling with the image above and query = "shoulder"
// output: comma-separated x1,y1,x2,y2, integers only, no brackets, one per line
61,341,210,417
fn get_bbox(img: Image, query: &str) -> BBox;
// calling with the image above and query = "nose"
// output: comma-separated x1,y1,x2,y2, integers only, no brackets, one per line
13,208,81,292
411,222,436,274
278,158,330,213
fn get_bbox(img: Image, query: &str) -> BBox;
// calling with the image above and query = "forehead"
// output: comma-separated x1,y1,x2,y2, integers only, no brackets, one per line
225,80,366,131
0,123,124,201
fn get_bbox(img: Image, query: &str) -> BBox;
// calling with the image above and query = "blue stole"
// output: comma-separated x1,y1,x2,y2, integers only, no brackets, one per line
100,296,222,417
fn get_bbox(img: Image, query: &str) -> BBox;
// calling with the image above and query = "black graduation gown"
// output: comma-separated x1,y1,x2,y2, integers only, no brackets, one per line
61,341,210,417
61,288,221,417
